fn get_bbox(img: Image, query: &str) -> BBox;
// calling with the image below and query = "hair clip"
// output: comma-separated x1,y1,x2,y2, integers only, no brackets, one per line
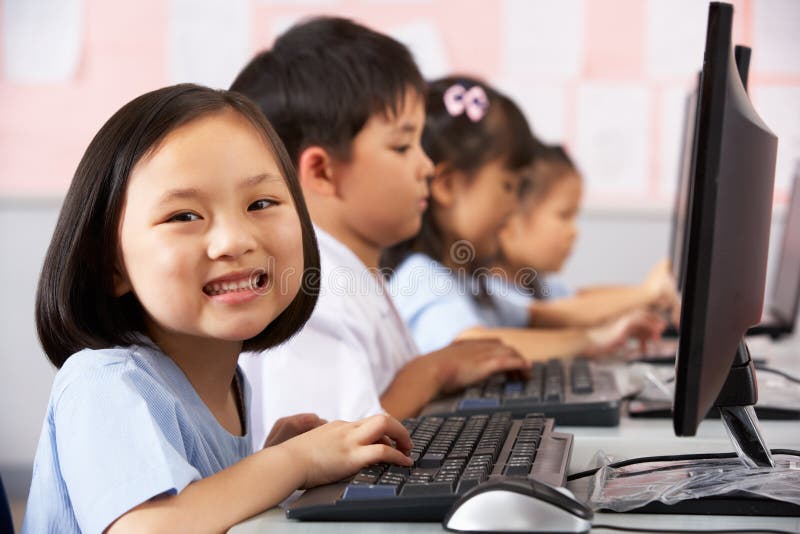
443,84,489,122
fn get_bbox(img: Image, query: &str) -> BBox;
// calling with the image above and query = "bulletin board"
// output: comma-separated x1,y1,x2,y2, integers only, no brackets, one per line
1,0,798,205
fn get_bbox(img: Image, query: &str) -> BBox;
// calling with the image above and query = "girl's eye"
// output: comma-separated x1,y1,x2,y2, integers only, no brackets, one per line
248,199,277,211
503,181,517,193
167,212,201,223
392,145,411,154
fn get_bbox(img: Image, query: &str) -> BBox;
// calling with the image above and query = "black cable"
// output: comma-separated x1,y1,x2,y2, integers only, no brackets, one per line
591,525,796,534
567,449,800,481
755,364,800,384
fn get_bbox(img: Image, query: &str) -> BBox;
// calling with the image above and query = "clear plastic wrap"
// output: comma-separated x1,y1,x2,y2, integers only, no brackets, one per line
627,363,800,412
582,451,800,512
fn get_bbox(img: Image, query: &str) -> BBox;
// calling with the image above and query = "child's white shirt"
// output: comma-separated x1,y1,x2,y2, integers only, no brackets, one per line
240,227,419,450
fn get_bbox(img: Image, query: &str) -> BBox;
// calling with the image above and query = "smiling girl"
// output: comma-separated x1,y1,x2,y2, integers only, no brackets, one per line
24,84,412,533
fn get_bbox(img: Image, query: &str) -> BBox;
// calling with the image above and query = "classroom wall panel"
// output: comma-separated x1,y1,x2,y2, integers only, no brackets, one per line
1,0,798,203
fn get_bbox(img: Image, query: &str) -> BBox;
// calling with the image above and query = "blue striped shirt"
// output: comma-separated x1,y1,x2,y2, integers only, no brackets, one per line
23,341,252,534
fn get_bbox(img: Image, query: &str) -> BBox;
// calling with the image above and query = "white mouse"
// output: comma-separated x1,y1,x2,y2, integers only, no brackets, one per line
442,478,593,533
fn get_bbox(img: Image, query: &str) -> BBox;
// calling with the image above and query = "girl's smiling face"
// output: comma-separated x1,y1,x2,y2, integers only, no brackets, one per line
114,110,304,345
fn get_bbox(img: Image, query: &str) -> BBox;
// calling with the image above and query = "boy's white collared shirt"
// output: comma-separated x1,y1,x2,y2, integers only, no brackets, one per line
240,227,419,450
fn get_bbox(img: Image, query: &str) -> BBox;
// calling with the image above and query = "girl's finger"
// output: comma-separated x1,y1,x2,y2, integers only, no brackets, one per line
356,414,413,453
358,444,414,467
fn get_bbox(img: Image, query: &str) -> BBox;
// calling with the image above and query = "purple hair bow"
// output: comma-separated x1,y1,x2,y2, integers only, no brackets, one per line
443,84,490,122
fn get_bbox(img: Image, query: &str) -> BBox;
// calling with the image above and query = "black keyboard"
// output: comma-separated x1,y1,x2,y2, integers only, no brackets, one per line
286,412,573,521
421,358,621,426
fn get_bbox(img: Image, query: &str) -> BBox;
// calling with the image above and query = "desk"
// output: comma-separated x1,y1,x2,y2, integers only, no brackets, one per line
230,337,800,533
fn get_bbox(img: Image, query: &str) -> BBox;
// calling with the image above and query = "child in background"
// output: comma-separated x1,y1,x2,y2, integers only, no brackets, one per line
24,84,412,533
384,76,664,360
491,143,678,328
231,17,529,448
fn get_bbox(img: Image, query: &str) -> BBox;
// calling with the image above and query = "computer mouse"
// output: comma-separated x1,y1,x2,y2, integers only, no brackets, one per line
442,478,593,533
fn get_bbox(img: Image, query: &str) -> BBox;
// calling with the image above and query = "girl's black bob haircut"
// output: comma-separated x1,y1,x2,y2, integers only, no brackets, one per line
230,16,426,163
36,84,320,368
382,76,543,271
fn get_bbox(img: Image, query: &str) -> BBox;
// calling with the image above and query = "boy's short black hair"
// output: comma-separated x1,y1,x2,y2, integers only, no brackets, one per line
230,16,426,163
36,84,320,368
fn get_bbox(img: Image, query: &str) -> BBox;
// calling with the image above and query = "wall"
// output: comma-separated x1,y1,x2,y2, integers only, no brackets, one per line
2,0,799,201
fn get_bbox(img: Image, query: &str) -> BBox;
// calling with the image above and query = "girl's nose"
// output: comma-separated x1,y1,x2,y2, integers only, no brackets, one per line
207,216,257,260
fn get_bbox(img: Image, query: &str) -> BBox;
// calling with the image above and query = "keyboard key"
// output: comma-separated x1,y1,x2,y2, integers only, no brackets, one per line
352,473,380,484
458,398,501,410
503,464,532,477
400,481,455,497
342,484,398,499
504,395,543,406
456,474,487,494
544,388,563,402
386,465,411,476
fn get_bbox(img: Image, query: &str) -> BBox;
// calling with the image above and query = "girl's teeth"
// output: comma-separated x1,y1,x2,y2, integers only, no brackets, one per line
206,277,257,295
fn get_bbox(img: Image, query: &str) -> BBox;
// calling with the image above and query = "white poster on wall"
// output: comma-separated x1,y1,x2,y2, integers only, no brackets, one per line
390,20,451,81
754,86,800,195
2,0,84,83
753,0,800,74
575,83,651,199
645,0,709,80
169,0,251,90
495,78,566,145
503,0,585,80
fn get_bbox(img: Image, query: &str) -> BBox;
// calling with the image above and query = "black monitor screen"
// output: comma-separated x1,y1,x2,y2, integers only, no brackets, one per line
673,2,778,436
670,45,750,293
670,79,700,291
770,166,800,330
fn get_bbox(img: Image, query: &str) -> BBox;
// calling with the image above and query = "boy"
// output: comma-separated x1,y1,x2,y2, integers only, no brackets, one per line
232,17,529,448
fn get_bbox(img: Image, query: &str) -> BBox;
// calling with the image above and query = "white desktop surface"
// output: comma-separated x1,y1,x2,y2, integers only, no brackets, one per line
230,336,800,533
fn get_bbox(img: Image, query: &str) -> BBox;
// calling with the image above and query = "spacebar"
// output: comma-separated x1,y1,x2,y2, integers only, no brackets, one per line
503,396,542,406
341,484,398,499
399,481,455,497
458,398,501,409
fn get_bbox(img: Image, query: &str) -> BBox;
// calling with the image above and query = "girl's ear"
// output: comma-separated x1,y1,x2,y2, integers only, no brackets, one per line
429,162,457,207
297,146,336,197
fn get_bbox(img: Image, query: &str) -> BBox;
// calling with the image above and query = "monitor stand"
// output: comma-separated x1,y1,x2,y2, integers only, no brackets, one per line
569,339,800,516
716,341,774,468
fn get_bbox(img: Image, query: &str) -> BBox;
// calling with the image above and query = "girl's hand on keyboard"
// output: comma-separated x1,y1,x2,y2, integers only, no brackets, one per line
586,310,666,356
281,413,414,489
263,413,327,449
642,259,679,311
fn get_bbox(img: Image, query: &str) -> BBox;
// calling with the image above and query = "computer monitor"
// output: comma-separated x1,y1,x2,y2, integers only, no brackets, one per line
734,45,751,92
669,74,700,292
670,45,751,293
672,1,777,467
769,165,800,333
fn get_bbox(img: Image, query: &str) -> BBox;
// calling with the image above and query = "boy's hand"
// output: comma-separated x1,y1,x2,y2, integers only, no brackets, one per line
426,339,531,394
586,310,666,356
263,413,327,449
278,414,413,489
